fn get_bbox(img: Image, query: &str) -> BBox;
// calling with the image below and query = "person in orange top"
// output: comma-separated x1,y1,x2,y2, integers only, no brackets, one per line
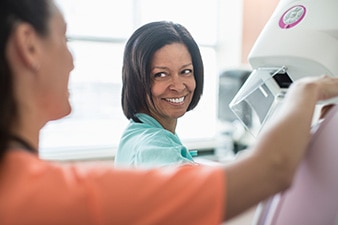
1,0,338,224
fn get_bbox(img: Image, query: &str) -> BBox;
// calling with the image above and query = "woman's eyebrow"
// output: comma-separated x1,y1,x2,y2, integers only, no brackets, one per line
180,63,193,69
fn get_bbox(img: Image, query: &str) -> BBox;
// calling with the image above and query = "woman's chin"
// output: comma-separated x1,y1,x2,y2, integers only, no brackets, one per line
174,111,187,119
52,105,72,121
64,104,72,117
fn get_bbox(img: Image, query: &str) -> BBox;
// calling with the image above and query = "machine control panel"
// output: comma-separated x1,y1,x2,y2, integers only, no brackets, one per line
279,5,306,29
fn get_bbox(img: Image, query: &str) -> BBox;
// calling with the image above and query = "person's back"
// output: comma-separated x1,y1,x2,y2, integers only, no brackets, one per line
0,149,224,225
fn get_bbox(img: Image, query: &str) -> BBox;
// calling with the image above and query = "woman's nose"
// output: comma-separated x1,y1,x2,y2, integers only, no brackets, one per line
169,75,185,91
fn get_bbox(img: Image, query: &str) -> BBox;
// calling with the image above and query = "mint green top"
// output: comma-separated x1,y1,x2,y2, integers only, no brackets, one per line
114,113,195,168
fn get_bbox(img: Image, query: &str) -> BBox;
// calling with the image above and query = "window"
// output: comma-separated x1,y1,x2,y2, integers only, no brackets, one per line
40,0,242,160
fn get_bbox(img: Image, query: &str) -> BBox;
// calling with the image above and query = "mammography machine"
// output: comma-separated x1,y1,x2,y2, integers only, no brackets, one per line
253,105,338,225
229,0,338,224
230,0,338,136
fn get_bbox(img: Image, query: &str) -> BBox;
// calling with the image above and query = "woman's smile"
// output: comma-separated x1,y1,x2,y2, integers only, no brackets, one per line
164,96,186,105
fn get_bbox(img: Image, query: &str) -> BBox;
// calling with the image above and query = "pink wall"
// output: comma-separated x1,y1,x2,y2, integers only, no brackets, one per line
241,0,279,64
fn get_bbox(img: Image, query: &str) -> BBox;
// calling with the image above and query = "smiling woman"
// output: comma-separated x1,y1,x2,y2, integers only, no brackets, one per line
114,21,204,168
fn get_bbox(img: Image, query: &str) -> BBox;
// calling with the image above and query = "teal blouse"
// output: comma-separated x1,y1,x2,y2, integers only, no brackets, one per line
114,113,195,168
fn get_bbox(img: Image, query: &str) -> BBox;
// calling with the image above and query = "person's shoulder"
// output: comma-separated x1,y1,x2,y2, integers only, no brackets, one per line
124,114,171,139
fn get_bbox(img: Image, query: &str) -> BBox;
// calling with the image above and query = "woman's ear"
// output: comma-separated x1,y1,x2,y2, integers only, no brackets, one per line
11,23,41,72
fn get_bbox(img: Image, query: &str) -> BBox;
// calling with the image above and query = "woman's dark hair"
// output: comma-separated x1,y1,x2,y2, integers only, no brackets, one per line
0,0,52,159
122,21,204,122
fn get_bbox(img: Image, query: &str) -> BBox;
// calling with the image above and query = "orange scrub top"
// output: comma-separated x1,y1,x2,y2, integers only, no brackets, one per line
0,149,225,225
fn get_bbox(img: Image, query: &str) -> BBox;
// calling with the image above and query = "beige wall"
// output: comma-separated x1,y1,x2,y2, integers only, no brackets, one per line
241,0,279,64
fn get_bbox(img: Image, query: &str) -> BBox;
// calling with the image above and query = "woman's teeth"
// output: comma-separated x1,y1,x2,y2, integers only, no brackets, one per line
166,97,184,103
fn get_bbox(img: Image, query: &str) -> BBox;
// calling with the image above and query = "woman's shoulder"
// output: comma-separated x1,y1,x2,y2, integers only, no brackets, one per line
124,114,173,138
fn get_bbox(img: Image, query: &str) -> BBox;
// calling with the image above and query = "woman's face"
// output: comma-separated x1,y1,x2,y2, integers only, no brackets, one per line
36,5,74,121
148,43,196,128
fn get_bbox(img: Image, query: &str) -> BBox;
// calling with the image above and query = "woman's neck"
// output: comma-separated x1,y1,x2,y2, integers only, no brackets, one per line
8,134,38,153
154,116,177,134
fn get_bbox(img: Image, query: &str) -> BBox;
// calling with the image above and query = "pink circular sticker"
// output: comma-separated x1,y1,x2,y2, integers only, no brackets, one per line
279,5,306,29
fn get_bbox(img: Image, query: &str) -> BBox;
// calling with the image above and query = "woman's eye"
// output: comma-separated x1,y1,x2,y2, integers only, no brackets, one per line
154,72,166,78
181,69,193,75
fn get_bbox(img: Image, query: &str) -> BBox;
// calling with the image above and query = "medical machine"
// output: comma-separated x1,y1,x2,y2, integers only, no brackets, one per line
228,0,338,224
252,104,338,225
230,0,338,136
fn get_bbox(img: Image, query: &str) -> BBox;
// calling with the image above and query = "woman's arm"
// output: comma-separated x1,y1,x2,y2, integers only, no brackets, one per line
223,75,338,220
